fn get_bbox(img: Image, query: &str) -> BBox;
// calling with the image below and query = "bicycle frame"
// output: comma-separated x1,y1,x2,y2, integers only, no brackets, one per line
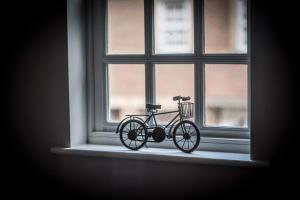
120,110,180,140
116,100,187,135
144,110,181,129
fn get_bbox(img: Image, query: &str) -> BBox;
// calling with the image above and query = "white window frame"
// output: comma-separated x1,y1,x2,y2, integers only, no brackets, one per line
86,0,251,153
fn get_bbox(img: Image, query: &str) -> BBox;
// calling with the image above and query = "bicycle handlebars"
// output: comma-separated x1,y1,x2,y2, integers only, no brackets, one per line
173,95,191,101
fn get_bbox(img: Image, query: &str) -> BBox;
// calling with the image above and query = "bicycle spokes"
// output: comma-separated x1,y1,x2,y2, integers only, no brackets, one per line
173,121,200,153
120,120,148,150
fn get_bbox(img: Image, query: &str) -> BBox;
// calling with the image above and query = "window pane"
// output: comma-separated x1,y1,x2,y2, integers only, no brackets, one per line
205,64,248,128
108,64,145,122
155,64,194,124
107,0,145,54
154,0,194,54
204,0,247,53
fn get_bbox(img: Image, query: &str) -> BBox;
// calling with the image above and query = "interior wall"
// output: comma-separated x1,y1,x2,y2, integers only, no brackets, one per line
5,0,297,199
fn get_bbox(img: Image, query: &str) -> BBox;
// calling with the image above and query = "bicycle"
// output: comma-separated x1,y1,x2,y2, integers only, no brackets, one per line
115,95,201,153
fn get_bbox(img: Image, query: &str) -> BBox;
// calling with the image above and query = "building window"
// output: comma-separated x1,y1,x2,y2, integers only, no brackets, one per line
154,0,194,54
91,0,250,141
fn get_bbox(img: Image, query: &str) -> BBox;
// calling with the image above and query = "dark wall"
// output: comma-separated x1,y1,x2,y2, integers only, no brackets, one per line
250,0,298,162
6,0,297,199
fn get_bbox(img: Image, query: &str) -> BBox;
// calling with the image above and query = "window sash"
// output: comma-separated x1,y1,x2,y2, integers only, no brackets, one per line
89,0,250,139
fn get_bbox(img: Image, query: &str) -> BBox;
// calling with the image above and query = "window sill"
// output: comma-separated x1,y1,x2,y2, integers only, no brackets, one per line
51,144,268,167
89,132,251,153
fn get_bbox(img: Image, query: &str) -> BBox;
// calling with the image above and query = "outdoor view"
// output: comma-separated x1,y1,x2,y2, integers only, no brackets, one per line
107,0,248,128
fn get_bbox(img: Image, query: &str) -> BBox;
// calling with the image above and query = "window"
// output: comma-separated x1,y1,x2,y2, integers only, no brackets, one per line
107,64,146,122
91,0,250,149
154,0,194,54
155,64,195,124
204,64,248,128
204,0,247,53
107,0,145,54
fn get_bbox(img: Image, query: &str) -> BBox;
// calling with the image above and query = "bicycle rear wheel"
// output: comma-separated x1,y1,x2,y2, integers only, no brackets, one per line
120,120,148,150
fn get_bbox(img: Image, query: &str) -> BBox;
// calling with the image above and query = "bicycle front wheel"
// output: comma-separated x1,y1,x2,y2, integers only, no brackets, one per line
173,120,200,153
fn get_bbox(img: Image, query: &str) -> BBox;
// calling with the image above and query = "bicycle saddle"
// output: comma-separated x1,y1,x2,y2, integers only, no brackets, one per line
173,95,191,101
146,104,161,110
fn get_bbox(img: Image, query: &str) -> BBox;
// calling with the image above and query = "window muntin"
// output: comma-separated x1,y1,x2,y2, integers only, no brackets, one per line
107,64,146,122
154,0,194,54
204,0,247,54
107,0,145,54
204,64,248,128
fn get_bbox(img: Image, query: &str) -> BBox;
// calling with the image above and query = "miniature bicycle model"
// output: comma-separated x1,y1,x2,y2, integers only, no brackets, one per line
115,95,200,153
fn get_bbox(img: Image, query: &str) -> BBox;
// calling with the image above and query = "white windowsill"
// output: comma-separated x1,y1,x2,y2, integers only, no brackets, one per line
51,144,268,167
88,131,251,154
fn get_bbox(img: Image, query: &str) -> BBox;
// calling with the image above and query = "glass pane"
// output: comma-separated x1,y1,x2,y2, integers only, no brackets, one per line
155,64,194,124
205,64,248,128
154,0,194,54
108,64,145,122
107,0,145,54
204,0,247,53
